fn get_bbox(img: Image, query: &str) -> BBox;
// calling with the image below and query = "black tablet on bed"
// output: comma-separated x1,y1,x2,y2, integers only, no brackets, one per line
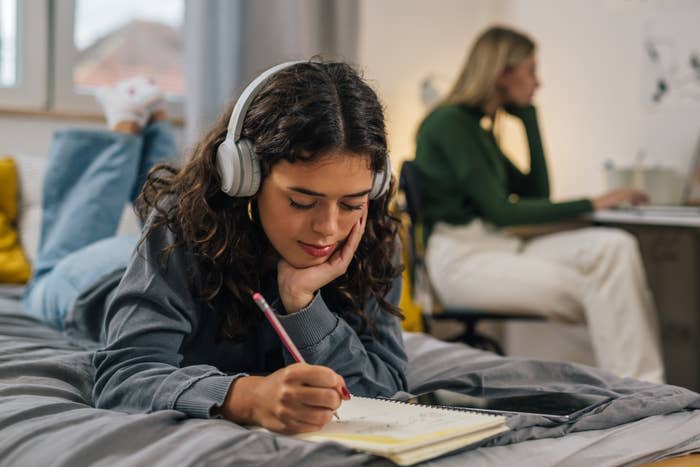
404,389,612,422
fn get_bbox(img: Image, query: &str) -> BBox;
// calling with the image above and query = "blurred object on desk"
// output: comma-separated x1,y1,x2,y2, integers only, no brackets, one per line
604,160,685,206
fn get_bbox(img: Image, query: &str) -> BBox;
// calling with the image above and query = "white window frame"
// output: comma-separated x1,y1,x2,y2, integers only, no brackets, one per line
0,0,48,110
52,0,184,118
52,0,92,114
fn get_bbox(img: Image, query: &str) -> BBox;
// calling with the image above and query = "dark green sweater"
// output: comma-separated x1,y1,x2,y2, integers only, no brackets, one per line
414,104,593,237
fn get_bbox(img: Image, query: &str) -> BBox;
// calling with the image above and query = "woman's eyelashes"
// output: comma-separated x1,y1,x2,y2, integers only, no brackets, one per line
288,198,364,211
341,202,365,211
289,199,314,210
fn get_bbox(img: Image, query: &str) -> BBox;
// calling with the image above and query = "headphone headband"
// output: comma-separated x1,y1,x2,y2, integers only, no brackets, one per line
228,61,304,142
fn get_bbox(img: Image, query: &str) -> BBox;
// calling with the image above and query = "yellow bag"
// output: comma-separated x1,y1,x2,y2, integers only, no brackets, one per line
395,207,424,333
0,157,18,222
0,157,31,283
399,260,424,332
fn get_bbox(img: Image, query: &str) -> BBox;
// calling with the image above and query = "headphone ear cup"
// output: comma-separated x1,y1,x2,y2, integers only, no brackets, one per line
216,137,238,196
216,61,302,197
369,154,392,200
216,137,261,197
235,138,261,197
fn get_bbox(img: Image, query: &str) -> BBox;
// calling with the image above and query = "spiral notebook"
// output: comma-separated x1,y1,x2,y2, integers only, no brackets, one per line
295,396,509,466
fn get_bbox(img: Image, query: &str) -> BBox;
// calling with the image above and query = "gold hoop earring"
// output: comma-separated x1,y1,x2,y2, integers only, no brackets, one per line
247,199,255,222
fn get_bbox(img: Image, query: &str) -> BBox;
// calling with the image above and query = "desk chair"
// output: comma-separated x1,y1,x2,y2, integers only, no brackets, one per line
398,160,543,355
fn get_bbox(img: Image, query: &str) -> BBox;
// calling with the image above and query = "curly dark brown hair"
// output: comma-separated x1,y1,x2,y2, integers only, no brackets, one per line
136,61,403,341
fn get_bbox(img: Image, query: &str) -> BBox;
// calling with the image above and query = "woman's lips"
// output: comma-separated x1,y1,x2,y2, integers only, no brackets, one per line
298,241,336,257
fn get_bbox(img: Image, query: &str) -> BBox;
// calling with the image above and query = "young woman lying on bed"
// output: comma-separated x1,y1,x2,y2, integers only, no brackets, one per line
21,61,406,434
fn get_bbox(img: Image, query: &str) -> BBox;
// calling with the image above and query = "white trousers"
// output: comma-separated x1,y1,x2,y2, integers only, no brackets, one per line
425,220,665,383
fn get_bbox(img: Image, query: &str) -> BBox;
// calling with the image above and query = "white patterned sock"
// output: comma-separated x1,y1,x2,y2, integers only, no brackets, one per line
96,76,165,129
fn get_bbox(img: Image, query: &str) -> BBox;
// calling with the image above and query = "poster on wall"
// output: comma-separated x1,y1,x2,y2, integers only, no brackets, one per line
643,10,700,109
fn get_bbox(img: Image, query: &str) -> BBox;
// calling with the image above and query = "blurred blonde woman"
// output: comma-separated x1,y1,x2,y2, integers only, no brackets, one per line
414,25,664,383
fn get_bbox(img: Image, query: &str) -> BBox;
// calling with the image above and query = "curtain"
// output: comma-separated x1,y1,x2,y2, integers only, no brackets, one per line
184,0,359,147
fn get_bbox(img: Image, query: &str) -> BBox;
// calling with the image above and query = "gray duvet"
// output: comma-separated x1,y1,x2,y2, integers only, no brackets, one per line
1,292,699,467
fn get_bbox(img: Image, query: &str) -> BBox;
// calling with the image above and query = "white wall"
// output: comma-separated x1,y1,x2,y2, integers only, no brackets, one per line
359,0,700,200
502,0,700,198
358,0,503,164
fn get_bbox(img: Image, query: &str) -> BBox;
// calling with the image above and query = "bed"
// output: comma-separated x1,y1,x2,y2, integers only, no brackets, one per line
1,285,699,467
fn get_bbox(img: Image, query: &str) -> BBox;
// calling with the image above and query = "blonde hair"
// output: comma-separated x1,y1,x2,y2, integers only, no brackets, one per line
444,26,535,109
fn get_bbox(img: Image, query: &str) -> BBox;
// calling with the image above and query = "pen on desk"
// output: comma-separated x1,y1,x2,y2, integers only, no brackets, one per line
251,292,350,419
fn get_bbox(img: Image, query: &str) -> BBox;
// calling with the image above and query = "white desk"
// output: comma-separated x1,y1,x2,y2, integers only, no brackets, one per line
590,209,700,228
591,210,700,391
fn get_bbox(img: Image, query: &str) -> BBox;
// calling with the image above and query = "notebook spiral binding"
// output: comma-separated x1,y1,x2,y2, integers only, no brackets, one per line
369,396,503,419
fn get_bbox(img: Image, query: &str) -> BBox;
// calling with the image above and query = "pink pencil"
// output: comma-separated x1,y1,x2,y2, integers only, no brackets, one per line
252,292,306,363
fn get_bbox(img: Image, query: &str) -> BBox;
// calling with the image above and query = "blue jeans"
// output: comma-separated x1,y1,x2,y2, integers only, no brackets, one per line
22,121,177,329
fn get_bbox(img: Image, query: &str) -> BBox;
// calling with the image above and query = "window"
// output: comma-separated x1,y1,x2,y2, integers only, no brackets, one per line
0,0,184,117
0,0,17,87
0,0,48,110
53,0,185,117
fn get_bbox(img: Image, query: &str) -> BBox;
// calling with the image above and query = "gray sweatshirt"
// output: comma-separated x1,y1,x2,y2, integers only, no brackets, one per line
65,216,407,420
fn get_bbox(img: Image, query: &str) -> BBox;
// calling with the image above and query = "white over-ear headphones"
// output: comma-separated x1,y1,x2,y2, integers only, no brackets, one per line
215,61,392,199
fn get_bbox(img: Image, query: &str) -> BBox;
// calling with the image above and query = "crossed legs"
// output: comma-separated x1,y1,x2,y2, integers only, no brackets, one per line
23,80,177,328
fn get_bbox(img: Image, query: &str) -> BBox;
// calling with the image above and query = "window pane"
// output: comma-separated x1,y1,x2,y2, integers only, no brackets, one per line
0,0,17,87
73,0,184,95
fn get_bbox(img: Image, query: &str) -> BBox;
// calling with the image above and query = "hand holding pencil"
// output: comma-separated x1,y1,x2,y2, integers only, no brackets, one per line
211,292,350,433
217,360,349,434
253,292,351,416
214,292,350,433
206,292,350,434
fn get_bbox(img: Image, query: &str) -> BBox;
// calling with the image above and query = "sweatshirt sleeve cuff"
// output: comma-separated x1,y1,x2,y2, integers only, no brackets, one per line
277,292,339,349
174,374,241,419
